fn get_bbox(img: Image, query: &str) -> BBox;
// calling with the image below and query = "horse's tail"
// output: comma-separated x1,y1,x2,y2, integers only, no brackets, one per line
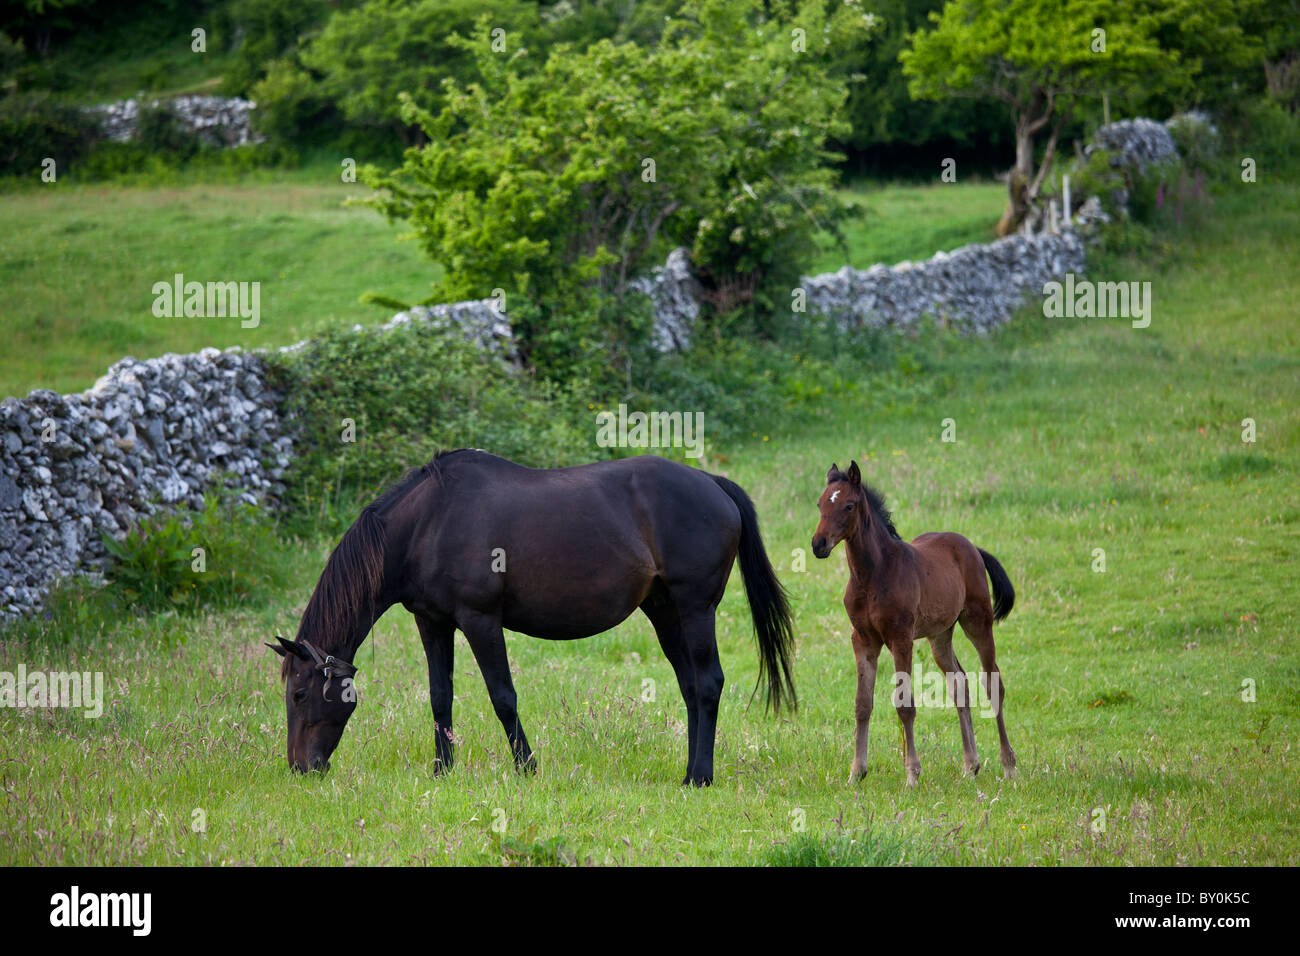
710,475,797,713
977,547,1015,622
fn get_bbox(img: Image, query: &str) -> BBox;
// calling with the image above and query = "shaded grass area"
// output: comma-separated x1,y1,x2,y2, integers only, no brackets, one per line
1,182,1296,866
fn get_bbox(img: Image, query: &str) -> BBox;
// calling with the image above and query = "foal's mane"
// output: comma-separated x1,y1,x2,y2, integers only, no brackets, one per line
284,450,470,675
861,484,902,541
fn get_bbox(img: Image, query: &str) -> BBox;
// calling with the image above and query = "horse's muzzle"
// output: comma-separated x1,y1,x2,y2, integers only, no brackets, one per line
811,536,831,559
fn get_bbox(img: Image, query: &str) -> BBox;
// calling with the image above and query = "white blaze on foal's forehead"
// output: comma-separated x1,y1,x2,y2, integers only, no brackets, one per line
830,490,840,503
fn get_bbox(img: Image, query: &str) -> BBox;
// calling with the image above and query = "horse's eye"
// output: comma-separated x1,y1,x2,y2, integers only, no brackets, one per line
292,688,308,704
845,503,854,511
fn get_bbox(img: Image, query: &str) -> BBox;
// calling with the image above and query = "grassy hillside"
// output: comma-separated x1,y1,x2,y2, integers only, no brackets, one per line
2,180,1295,866
2,175,1002,399
1,169,438,397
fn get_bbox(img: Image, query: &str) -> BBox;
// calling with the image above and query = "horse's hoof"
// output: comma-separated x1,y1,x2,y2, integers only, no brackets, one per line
684,774,713,788
516,755,538,776
906,769,921,787
963,760,981,777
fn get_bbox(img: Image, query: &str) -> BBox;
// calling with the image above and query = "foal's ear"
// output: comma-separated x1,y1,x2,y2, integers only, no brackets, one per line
847,461,862,486
827,462,841,483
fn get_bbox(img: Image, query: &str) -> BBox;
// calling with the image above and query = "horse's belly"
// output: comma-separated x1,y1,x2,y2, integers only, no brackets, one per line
502,583,648,640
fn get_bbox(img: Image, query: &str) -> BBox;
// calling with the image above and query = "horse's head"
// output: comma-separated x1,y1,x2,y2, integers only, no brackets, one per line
267,635,359,773
812,461,865,558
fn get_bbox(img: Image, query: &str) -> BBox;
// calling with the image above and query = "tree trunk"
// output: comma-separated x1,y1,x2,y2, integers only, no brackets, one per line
996,122,1035,237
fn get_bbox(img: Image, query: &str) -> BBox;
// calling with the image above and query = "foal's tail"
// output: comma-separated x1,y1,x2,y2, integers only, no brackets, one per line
710,475,798,714
977,548,1016,622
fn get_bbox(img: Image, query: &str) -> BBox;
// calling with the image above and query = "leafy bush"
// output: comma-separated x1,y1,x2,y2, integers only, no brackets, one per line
0,91,100,178
267,320,596,534
133,103,200,159
99,489,294,612
364,0,873,369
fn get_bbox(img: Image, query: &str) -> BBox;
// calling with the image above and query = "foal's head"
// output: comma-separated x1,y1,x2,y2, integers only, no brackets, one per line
267,635,359,773
812,461,867,558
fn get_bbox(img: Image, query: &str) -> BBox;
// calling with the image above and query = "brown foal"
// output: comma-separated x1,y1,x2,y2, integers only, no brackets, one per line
812,461,1017,786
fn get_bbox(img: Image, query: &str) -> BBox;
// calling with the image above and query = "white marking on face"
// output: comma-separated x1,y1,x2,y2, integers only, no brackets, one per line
830,490,840,503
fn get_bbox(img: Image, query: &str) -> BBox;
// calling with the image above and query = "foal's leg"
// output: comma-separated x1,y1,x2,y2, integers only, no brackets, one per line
415,614,456,773
459,609,535,773
930,626,980,776
641,589,699,783
889,634,922,786
679,608,725,787
849,627,882,784
960,608,1016,778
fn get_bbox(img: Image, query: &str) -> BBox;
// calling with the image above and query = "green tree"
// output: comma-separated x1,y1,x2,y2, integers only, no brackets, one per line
365,0,874,365
901,0,1187,235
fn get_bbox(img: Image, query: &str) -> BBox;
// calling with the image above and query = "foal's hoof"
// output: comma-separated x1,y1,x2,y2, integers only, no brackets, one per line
905,768,921,787
848,767,867,786
963,760,981,777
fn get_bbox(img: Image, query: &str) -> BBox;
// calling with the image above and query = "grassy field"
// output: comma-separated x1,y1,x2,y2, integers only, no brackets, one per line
2,175,1002,399
0,170,437,397
1,178,1296,866
811,179,1006,273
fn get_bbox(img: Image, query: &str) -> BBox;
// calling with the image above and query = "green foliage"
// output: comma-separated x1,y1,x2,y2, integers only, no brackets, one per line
98,488,293,612
0,89,99,176
266,320,595,534
218,0,332,96
365,0,873,360
299,0,538,141
1225,98,1300,179
133,102,200,158
1165,113,1221,175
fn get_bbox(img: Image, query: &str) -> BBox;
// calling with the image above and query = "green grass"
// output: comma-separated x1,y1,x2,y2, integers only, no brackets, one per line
3,174,1005,400
0,169,438,397
812,179,1007,273
1,180,1297,866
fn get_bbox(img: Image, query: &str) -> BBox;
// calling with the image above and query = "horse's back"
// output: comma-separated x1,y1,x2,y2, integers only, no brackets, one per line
426,452,741,637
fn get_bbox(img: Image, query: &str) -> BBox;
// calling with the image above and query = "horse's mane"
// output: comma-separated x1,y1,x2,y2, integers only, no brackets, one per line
284,450,471,675
862,483,901,541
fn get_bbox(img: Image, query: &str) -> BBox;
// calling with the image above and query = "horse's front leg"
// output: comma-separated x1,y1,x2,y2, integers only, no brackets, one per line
849,626,882,784
888,629,922,786
459,609,535,773
416,614,456,774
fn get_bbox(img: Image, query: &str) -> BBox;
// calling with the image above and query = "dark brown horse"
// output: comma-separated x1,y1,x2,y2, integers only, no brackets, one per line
812,461,1016,785
269,449,796,786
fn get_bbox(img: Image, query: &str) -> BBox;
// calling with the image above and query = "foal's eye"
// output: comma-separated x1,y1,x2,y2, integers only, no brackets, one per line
845,503,854,511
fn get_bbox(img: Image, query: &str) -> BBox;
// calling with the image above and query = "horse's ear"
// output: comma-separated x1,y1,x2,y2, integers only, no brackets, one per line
827,463,840,483
847,461,862,486
268,634,308,660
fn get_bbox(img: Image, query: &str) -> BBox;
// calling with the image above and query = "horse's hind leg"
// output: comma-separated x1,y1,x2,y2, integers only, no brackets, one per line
678,606,724,787
930,626,980,776
959,607,1016,778
416,614,456,773
459,609,535,773
641,584,699,784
